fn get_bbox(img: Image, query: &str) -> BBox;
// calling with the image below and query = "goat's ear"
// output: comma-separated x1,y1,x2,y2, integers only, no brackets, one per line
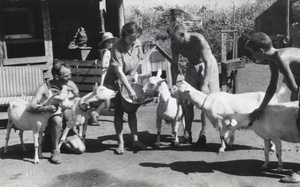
184,89,191,94
157,79,165,84
93,82,99,93
216,113,224,120
217,113,228,118
156,68,162,77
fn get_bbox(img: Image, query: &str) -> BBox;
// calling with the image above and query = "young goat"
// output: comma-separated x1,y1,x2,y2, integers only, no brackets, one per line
219,101,299,172
5,87,73,164
171,80,279,153
58,83,116,149
142,69,185,147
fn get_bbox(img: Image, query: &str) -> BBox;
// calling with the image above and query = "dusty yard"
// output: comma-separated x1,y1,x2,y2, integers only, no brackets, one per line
1,63,300,187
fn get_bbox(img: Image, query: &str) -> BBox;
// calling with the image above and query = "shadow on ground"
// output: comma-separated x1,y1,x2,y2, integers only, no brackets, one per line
139,160,300,178
1,131,259,161
96,131,259,154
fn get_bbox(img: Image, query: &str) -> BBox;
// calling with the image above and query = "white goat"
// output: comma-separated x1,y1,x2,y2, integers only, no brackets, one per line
142,69,185,147
4,88,73,164
219,101,299,172
171,80,279,153
58,83,116,149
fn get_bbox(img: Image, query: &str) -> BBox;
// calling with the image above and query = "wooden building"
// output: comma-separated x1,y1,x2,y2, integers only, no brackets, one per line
0,0,125,119
254,0,299,46
0,0,124,79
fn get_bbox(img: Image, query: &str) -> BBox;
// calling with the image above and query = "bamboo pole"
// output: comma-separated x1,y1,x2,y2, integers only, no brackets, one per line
286,0,290,41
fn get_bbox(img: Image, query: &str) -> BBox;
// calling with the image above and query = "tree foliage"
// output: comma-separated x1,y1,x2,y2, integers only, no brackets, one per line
124,0,277,63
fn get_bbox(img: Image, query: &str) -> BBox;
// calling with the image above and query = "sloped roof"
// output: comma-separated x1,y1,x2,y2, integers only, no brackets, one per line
255,0,286,20
255,0,299,21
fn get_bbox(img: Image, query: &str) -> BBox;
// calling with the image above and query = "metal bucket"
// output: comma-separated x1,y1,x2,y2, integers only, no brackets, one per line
120,83,152,113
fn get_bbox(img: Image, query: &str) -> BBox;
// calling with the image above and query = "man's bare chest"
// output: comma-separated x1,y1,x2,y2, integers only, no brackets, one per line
177,46,200,59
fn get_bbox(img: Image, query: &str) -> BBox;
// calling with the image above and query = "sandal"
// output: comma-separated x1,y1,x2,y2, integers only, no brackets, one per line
280,172,300,183
179,136,192,144
132,141,148,150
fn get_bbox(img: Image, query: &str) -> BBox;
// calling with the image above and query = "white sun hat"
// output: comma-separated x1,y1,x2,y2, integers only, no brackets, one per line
99,32,116,46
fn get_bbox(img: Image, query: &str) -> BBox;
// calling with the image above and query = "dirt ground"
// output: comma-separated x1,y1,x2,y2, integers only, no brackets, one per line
1,63,300,187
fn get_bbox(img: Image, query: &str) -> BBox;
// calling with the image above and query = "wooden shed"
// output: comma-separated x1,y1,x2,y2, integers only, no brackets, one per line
0,0,124,78
139,43,173,88
255,0,298,46
0,0,125,119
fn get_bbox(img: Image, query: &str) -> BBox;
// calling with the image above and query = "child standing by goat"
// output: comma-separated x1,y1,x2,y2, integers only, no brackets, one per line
245,32,300,183
89,32,120,126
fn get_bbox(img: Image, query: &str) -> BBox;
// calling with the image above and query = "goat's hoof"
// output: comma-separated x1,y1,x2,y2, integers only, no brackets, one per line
261,164,269,171
173,141,180,147
270,144,276,152
218,148,225,153
277,167,283,173
179,136,192,145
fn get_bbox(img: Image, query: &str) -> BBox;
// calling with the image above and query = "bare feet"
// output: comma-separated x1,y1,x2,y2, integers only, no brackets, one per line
115,143,124,155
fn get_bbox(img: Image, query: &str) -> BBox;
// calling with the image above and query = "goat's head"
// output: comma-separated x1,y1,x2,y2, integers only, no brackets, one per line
80,83,117,105
170,85,180,99
47,87,74,110
174,80,194,102
142,68,165,96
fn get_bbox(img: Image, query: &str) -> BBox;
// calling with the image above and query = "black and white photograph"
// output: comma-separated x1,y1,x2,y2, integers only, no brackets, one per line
1,0,300,186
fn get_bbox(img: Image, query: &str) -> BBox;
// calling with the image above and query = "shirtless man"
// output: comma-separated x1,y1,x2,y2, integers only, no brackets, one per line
285,1,300,101
27,61,85,164
167,21,220,147
245,32,300,183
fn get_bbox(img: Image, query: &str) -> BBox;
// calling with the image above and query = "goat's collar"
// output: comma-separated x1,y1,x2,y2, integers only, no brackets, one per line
199,95,208,109
248,119,255,127
79,102,90,112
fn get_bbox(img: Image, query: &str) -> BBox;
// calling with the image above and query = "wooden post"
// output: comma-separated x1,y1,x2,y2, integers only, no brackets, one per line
233,32,238,59
220,30,240,93
105,0,124,37
0,0,7,60
286,0,290,41
118,0,125,35
41,0,53,80
41,0,53,69
99,0,106,33
232,5,235,25
221,32,227,62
